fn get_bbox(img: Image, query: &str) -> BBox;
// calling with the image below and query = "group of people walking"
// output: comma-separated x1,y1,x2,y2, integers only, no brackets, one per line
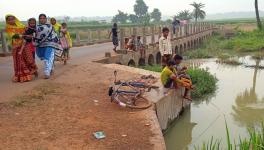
5,14,72,82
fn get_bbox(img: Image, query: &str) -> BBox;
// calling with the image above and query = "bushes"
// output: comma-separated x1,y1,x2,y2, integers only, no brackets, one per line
187,68,217,98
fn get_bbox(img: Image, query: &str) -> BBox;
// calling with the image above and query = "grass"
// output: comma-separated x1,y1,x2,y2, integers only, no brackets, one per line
11,83,59,107
140,65,217,99
208,17,264,25
183,48,214,59
195,122,264,150
140,65,162,72
183,30,264,59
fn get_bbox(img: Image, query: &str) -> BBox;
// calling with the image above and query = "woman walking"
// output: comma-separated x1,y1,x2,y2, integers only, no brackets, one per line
5,14,37,82
36,14,62,79
109,23,119,52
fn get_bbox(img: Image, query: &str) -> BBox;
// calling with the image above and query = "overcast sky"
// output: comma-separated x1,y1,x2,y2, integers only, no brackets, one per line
1,0,263,20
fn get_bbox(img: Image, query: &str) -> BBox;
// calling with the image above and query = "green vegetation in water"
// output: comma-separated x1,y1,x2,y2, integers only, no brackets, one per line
195,122,264,150
183,48,214,59
216,55,242,66
183,30,264,59
187,68,217,98
140,65,217,99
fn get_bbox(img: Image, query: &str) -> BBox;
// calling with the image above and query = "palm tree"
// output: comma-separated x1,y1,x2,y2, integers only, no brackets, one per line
190,2,206,23
176,10,193,21
255,0,262,30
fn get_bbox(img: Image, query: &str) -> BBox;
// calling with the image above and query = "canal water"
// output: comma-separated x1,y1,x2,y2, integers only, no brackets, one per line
164,56,264,150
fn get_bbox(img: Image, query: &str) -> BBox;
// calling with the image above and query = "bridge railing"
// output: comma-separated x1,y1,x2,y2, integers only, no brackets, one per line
0,22,216,56
0,30,9,56
119,22,215,49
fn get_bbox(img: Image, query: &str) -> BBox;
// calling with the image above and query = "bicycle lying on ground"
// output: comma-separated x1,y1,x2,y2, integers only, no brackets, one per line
108,71,159,109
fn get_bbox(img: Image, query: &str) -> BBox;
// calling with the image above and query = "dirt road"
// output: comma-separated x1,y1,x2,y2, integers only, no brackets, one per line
0,43,164,150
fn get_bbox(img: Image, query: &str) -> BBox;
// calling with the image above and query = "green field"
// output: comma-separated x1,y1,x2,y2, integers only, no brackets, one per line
207,17,264,25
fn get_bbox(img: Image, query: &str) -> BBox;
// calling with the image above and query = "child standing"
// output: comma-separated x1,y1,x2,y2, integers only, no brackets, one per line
60,22,72,64
159,27,172,68
24,18,37,60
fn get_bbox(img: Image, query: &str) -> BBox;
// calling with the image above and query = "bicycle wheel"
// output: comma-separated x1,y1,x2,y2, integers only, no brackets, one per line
115,94,152,109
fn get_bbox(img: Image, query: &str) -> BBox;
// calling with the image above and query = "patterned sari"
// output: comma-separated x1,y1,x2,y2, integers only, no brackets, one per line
35,23,62,76
5,14,37,82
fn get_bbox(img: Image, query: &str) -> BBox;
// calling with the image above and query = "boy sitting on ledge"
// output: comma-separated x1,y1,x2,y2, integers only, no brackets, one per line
173,54,194,100
160,59,193,100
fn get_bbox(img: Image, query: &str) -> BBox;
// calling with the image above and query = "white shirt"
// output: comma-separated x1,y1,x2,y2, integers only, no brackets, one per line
159,36,172,56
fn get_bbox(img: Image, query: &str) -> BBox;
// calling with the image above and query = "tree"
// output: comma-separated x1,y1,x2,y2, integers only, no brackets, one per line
129,14,139,23
140,13,151,26
255,0,262,30
176,10,193,21
134,0,149,17
112,10,128,23
190,2,206,23
151,8,162,23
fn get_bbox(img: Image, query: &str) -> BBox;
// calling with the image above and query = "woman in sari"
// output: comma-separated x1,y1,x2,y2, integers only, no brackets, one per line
36,14,62,79
5,14,38,82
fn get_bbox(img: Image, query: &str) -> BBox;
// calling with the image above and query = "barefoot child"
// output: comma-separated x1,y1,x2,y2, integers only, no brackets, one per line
60,22,72,62
173,54,194,100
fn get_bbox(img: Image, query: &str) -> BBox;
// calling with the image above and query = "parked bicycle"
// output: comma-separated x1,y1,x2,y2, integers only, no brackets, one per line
108,71,158,109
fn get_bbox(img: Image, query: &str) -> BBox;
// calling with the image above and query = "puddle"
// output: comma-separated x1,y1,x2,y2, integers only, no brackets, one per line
164,57,264,149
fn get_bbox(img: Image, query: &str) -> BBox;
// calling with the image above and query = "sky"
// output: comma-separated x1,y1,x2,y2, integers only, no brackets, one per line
1,0,263,20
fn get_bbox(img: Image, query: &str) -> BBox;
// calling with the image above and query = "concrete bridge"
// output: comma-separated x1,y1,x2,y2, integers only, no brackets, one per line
96,22,216,66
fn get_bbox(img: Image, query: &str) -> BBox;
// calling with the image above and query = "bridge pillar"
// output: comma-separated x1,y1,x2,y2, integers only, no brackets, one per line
189,24,192,35
97,30,101,40
0,31,8,54
133,27,137,36
130,28,133,35
151,26,155,44
180,26,183,37
88,30,92,42
142,27,147,45
120,28,125,49
194,23,197,34
76,31,81,45
184,24,188,36
170,26,174,39
192,23,195,33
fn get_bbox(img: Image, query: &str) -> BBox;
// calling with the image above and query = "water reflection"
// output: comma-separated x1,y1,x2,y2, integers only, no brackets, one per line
164,108,197,150
232,59,264,127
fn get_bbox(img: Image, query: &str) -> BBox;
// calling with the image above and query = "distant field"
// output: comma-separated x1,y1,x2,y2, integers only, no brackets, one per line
208,17,264,25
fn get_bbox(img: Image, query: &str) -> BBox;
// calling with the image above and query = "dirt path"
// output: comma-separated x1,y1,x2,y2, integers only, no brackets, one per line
0,62,163,150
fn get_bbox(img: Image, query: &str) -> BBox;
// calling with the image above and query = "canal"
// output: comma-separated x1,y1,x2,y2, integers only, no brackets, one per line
164,56,264,149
